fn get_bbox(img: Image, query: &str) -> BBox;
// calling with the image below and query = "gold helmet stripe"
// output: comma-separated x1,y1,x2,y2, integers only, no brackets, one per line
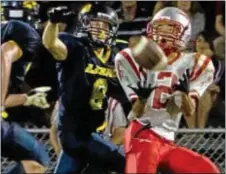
81,3,92,14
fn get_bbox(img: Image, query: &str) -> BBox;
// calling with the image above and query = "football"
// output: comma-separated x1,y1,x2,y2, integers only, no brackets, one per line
131,36,168,71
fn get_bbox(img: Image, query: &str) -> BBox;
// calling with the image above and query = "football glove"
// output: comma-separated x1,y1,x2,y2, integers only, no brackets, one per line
48,6,75,23
172,70,195,117
24,86,51,109
128,81,156,102
173,69,190,94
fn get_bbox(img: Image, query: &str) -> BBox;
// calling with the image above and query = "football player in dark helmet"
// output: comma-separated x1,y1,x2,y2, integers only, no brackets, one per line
43,2,130,174
75,2,119,47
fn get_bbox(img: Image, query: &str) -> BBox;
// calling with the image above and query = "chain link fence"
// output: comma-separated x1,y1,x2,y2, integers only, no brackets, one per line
1,128,225,173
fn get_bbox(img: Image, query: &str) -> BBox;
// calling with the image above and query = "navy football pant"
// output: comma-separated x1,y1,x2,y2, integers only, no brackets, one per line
55,151,107,174
54,131,125,174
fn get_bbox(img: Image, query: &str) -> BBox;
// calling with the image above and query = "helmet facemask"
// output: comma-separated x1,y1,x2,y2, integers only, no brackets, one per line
88,19,115,47
147,19,189,55
77,4,119,48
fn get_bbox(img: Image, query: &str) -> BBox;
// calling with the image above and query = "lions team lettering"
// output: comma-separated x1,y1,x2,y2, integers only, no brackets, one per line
85,63,117,78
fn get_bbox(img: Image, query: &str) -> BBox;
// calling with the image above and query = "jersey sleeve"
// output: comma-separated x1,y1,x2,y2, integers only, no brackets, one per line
189,54,215,99
2,20,41,59
115,48,139,102
58,32,80,59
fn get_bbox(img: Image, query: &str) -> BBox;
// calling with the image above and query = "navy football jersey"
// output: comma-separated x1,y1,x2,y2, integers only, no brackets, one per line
1,20,40,92
56,33,129,134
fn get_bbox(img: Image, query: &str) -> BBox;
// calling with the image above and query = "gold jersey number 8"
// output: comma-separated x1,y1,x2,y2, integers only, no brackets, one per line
90,78,108,110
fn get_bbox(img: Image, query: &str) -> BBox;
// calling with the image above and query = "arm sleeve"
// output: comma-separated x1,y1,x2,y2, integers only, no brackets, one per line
189,54,215,99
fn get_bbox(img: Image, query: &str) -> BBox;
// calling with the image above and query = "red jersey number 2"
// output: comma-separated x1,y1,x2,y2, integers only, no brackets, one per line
152,72,178,110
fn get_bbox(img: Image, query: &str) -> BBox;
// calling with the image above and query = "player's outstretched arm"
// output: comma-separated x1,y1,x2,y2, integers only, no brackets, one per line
171,54,215,128
42,21,67,60
42,6,72,60
172,69,196,117
5,87,51,109
188,55,215,112
187,55,215,127
4,94,27,108
115,50,152,120
1,41,22,106
115,50,139,103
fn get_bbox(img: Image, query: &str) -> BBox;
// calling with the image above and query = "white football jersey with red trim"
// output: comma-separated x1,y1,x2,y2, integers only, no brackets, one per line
115,48,214,141
103,97,127,141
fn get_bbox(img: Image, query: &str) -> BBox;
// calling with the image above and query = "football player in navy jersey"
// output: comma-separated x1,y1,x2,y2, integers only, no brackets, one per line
1,20,50,173
43,3,130,174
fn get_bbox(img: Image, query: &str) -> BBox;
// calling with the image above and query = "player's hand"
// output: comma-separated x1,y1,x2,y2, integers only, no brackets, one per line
171,79,195,117
48,6,75,23
128,81,156,102
171,70,195,116
24,87,52,109
173,69,190,94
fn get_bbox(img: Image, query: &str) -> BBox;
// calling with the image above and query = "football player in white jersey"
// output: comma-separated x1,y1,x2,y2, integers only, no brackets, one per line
115,7,220,174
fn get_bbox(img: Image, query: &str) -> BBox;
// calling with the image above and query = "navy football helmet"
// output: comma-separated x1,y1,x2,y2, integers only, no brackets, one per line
77,2,119,47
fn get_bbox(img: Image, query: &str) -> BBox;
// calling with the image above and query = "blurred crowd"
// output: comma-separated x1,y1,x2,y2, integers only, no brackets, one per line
1,1,225,128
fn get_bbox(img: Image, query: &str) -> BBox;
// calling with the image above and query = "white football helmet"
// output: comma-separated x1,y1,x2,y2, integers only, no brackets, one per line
146,7,191,53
